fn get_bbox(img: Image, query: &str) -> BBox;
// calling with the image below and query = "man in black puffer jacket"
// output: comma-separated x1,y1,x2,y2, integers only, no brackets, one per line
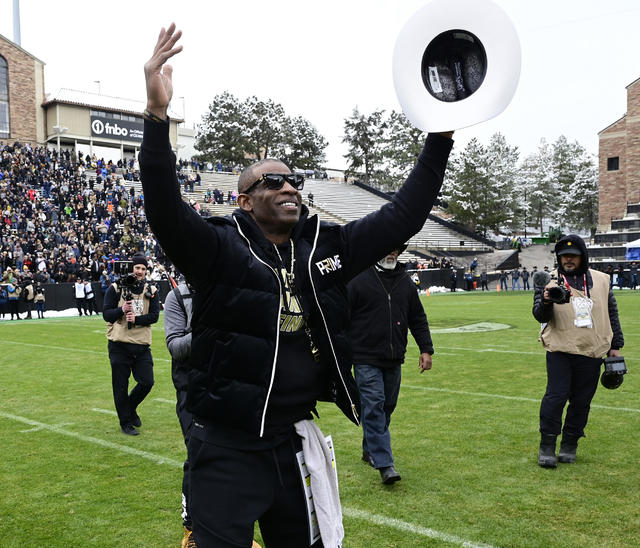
141,25,453,548
532,235,624,468
348,246,434,485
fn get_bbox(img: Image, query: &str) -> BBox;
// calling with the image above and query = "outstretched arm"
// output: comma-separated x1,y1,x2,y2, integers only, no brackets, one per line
340,132,454,280
143,24,183,120
139,25,218,286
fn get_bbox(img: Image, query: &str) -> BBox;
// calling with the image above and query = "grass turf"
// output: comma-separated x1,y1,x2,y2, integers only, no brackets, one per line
0,290,638,547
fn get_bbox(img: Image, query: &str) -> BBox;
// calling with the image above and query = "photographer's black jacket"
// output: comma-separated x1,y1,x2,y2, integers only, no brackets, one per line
532,236,623,350
348,264,433,367
139,119,452,438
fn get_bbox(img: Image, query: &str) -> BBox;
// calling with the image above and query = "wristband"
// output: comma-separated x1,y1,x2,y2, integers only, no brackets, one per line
143,109,168,123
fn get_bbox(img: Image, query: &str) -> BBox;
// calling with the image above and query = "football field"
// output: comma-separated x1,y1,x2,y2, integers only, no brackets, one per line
1,290,638,547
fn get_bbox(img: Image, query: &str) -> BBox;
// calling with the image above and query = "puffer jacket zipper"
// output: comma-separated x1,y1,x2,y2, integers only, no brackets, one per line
233,217,282,438
307,216,359,424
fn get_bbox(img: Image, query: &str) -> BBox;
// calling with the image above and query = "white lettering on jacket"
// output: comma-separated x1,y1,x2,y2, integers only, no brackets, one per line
315,255,342,275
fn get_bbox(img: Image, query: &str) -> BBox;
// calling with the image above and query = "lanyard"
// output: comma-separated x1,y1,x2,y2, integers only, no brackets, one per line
561,273,589,298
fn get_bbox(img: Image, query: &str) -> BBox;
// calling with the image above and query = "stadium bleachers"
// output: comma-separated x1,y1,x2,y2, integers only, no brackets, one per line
93,169,490,268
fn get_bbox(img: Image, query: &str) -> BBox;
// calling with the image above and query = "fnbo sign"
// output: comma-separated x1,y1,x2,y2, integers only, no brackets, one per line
90,116,144,142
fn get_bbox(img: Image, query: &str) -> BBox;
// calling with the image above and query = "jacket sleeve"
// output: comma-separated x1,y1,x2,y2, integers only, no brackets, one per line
532,286,553,323
102,285,123,323
608,289,624,350
139,119,219,287
133,290,160,326
164,289,192,361
340,134,453,280
407,281,434,355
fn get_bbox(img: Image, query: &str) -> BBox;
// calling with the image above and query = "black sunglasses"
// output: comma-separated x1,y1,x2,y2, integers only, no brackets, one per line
244,173,305,194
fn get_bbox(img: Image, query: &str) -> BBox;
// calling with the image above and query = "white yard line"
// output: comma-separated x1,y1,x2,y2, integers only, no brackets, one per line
91,408,118,416
403,385,640,413
2,410,498,547
0,410,183,467
1,340,171,363
343,507,496,548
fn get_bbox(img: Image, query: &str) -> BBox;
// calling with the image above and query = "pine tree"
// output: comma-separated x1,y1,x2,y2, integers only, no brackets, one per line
281,116,327,170
342,108,386,185
194,91,249,166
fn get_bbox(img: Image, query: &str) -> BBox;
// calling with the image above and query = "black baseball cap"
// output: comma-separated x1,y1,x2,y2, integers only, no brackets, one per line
555,235,585,256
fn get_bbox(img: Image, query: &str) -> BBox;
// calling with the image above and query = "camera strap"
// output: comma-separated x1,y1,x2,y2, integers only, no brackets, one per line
560,273,590,298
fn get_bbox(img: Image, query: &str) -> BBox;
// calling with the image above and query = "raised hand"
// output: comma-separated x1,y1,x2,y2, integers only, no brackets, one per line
143,23,183,119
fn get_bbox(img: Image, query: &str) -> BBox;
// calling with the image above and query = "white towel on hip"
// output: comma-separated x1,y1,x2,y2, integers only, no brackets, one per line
294,419,344,548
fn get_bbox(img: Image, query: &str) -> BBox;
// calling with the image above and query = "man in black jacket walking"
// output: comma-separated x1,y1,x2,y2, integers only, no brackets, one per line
348,247,434,484
141,25,453,547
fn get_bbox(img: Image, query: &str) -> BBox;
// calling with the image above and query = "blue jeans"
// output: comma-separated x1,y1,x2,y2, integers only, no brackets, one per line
512,279,521,290
354,364,401,469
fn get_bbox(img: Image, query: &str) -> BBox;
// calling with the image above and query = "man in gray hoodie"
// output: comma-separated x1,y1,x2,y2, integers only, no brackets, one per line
164,280,196,547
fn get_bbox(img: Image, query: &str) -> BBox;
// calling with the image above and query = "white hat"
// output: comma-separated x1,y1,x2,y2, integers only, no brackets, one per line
393,0,521,132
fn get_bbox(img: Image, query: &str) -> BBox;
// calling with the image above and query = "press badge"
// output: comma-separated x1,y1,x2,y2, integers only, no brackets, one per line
572,296,593,328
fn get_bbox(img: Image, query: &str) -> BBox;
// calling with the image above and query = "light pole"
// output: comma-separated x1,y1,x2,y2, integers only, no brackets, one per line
524,187,528,238
94,80,101,95
179,96,186,125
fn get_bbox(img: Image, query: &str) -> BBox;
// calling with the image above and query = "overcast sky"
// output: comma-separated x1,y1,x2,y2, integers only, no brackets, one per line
2,0,640,168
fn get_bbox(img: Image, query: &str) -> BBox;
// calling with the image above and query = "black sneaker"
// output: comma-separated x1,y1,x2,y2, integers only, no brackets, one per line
132,413,142,428
379,466,401,484
121,424,140,436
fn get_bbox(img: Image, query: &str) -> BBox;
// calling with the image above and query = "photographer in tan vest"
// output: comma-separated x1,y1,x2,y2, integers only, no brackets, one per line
103,254,159,436
532,235,624,467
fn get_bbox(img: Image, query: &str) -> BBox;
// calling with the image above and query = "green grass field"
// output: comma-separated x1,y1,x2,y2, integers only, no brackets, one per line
1,290,638,547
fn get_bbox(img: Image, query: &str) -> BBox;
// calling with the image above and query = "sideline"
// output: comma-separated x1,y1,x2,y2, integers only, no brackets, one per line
403,385,640,414
1,410,496,547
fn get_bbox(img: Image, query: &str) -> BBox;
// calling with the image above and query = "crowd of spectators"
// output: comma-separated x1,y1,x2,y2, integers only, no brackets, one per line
0,141,178,306
406,256,453,270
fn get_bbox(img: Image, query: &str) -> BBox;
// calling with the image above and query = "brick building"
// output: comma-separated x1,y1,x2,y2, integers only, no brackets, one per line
0,32,46,145
0,33,182,160
598,77,640,231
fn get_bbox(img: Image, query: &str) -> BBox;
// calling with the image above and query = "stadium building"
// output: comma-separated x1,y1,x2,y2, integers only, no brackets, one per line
0,32,182,162
598,77,640,232
592,77,640,265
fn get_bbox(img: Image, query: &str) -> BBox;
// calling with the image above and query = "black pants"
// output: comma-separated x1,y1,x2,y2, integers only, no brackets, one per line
481,280,489,291
189,430,322,548
84,297,98,315
9,299,20,319
76,297,85,315
108,341,154,427
539,351,602,437
176,390,193,528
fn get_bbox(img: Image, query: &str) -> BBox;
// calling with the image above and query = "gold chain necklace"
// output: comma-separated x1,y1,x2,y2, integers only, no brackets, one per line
273,239,295,288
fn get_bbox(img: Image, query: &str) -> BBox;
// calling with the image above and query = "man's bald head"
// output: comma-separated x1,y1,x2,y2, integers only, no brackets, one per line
238,158,290,193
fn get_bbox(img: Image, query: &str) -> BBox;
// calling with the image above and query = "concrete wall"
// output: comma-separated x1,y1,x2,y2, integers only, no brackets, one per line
1,281,171,315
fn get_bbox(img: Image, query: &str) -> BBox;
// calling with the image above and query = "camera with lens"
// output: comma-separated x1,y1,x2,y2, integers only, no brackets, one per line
113,261,137,329
600,356,628,390
547,284,571,304
112,261,136,300
532,271,571,304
